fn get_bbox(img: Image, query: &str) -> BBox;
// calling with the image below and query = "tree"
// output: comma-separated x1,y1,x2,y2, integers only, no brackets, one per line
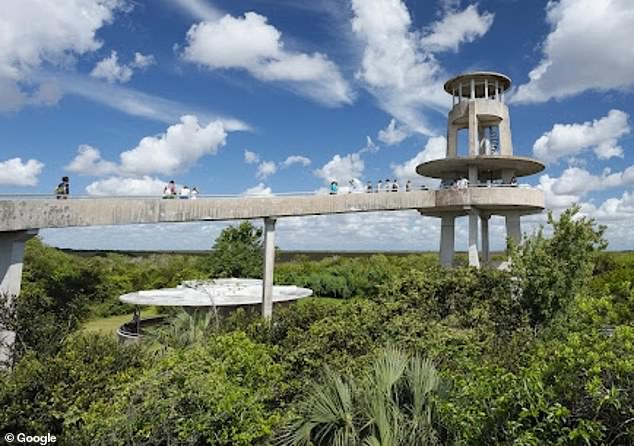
277,346,440,446
510,205,607,328
206,221,264,278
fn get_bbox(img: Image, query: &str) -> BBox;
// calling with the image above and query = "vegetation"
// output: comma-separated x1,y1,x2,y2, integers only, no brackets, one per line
1,208,633,444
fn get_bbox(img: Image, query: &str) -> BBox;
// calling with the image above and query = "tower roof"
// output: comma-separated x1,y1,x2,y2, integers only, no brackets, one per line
444,72,511,96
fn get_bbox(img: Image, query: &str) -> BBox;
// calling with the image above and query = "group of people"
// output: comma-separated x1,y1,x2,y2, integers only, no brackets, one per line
329,179,427,195
440,175,518,190
162,180,199,199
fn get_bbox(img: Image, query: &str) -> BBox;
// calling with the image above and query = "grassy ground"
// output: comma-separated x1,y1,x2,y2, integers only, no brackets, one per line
82,307,160,335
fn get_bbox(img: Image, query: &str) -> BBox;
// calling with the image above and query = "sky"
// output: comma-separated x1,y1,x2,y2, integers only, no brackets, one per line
1,0,634,251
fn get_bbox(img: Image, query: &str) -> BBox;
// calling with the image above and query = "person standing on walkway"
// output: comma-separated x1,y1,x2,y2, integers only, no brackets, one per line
55,176,70,199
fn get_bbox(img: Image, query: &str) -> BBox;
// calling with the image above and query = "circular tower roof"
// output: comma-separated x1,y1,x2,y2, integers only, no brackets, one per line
444,72,511,97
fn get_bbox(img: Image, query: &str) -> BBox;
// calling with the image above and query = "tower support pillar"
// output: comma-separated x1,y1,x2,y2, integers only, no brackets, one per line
505,212,521,247
481,215,490,263
440,215,455,267
468,209,480,268
1,230,37,366
262,218,276,319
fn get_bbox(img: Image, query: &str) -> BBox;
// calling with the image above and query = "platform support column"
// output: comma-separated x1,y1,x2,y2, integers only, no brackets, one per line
468,102,478,156
440,215,455,267
1,230,37,366
481,215,490,263
468,209,480,268
262,218,276,319
505,212,521,247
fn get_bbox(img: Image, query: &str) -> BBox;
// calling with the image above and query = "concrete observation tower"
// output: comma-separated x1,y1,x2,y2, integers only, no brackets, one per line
416,72,545,267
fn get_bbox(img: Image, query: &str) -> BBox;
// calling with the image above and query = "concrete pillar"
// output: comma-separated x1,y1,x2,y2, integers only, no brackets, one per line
468,102,478,156
447,124,458,157
439,215,455,267
470,78,475,99
484,79,488,99
505,213,521,246
481,215,490,263
261,218,276,319
1,230,37,366
468,165,478,185
468,209,480,268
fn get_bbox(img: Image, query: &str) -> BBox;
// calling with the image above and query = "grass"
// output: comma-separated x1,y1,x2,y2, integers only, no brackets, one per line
82,307,161,335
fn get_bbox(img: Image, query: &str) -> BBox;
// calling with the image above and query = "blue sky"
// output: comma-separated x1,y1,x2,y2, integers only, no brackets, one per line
1,0,634,251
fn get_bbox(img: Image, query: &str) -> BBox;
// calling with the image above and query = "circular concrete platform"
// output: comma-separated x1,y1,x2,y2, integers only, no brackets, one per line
119,278,313,307
416,156,545,180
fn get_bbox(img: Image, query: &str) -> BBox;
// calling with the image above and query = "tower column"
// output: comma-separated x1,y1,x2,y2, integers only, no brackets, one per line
262,218,276,319
468,102,478,156
440,215,455,267
1,230,38,366
480,215,490,263
468,209,480,268
505,212,521,246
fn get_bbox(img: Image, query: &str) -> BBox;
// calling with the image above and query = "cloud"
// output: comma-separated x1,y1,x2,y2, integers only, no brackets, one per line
183,12,353,106
513,0,634,103
55,73,248,129
314,153,364,184
420,4,494,53
533,109,630,163
377,119,410,145
351,0,494,134
242,183,273,196
169,0,222,20
85,176,166,196
0,0,125,110
65,144,118,176
281,155,311,168
244,150,260,164
66,115,229,177
391,135,445,185
256,161,277,180
0,157,45,186
90,50,155,83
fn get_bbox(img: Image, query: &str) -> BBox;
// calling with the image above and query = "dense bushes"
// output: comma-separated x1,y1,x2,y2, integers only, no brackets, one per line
1,207,633,444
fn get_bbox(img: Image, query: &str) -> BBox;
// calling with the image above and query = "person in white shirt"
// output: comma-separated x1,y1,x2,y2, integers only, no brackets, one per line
191,187,199,199
376,180,382,193
384,179,391,192
179,185,190,199
392,181,400,192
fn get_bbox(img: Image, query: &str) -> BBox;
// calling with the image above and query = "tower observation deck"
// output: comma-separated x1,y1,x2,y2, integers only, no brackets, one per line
416,72,545,267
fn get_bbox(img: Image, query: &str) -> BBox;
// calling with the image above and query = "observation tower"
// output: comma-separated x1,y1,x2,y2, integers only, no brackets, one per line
416,72,545,267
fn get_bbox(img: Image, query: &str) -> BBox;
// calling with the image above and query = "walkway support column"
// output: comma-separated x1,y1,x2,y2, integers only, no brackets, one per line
440,215,455,267
261,218,276,319
480,215,490,263
1,230,38,366
505,212,521,248
468,209,480,268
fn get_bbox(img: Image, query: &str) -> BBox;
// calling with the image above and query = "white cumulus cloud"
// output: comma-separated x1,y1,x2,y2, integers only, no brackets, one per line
242,183,273,196
392,135,446,185
533,109,630,163
183,12,352,106
66,144,118,176
85,176,166,196
377,119,410,146
281,155,311,168
314,153,364,185
244,150,260,164
513,0,634,103
351,0,494,134
0,157,44,187
66,115,229,177
91,50,155,83
420,4,494,53
256,161,277,180
0,0,125,110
